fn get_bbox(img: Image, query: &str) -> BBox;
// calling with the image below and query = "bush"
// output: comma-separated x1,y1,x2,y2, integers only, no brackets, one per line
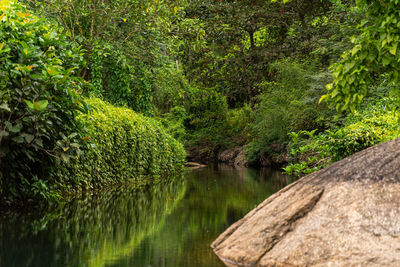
53,98,186,189
90,42,153,115
184,87,231,156
0,1,87,202
160,106,187,143
247,60,333,164
226,105,253,146
284,97,400,177
161,86,252,159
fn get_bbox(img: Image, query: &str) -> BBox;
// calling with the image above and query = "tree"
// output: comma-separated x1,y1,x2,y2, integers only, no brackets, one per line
0,0,87,201
323,0,400,112
181,0,328,108
22,0,186,114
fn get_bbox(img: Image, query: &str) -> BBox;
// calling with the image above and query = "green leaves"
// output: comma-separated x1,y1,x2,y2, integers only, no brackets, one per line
343,60,356,74
286,97,400,177
322,0,400,112
24,99,48,111
389,43,397,55
26,0,184,115
0,103,10,112
351,44,361,56
70,98,185,185
0,1,87,203
184,0,328,107
8,122,22,133
46,65,61,76
0,42,10,54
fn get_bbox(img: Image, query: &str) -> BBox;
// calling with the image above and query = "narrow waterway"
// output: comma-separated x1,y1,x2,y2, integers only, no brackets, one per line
0,165,289,267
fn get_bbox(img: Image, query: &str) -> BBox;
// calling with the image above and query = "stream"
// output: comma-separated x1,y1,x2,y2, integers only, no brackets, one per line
0,165,289,267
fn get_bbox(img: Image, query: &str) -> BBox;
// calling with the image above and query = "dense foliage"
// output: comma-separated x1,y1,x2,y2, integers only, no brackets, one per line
246,60,334,163
0,1,87,202
182,0,329,107
22,0,185,115
323,0,400,112
284,97,400,176
2,0,400,203
165,0,366,162
57,98,186,189
0,1,185,204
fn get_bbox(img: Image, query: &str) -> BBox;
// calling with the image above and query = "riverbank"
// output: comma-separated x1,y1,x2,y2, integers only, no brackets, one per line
0,98,186,207
187,145,289,169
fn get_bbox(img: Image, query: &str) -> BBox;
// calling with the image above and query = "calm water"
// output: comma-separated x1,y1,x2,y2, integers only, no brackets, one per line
0,166,289,267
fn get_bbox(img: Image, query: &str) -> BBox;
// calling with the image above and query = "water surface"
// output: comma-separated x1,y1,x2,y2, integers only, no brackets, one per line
0,166,289,267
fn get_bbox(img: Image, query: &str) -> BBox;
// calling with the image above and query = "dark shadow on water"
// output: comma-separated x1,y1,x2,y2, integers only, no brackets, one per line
0,167,289,267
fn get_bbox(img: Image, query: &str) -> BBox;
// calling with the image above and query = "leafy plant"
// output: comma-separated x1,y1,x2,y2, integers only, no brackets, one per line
0,1,87,203
90,42,153,115
160,106,187,143
184,87,232,157
246,60,333,164
285,97,400,177
53,98,186,189
322,0,400,112
23,0,186,116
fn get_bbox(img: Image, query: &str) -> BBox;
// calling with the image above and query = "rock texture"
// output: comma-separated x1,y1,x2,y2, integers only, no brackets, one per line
212,138,400,267
218,146,249,168
218,147,242,166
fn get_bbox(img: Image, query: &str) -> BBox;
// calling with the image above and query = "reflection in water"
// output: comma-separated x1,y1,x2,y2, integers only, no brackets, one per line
0,166,289,267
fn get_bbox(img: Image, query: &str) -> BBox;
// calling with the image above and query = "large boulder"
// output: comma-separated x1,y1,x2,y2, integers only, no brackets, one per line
212,138,400,267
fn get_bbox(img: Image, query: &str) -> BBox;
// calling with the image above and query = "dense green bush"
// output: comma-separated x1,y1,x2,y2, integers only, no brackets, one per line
0,2,186,204
160,106,187,143
284,97,400,177
160,86,252,158
246,60,334,164
0,1,87,202
53,98,186,189
184,87,232,156
90,42,153,115
226,105,253,146
23,0,185,117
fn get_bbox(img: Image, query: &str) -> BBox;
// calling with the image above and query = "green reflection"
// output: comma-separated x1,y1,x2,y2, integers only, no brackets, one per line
0,177,186,267
109,166,289,267
0,167,288,267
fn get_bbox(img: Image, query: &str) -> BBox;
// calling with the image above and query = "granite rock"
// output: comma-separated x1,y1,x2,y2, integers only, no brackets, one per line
212,138,400,267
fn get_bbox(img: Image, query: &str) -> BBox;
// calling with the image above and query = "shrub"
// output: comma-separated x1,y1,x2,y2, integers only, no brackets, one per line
0,1,87,202
53,98,186,189
161,86,252,158
226,105,253,146
184,87,231,156
246,60,333,164
284,97,400,177
90,42,153,115
160,106,187,143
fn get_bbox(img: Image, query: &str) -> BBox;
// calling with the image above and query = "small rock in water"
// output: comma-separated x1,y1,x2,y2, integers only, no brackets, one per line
184,162,207,169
